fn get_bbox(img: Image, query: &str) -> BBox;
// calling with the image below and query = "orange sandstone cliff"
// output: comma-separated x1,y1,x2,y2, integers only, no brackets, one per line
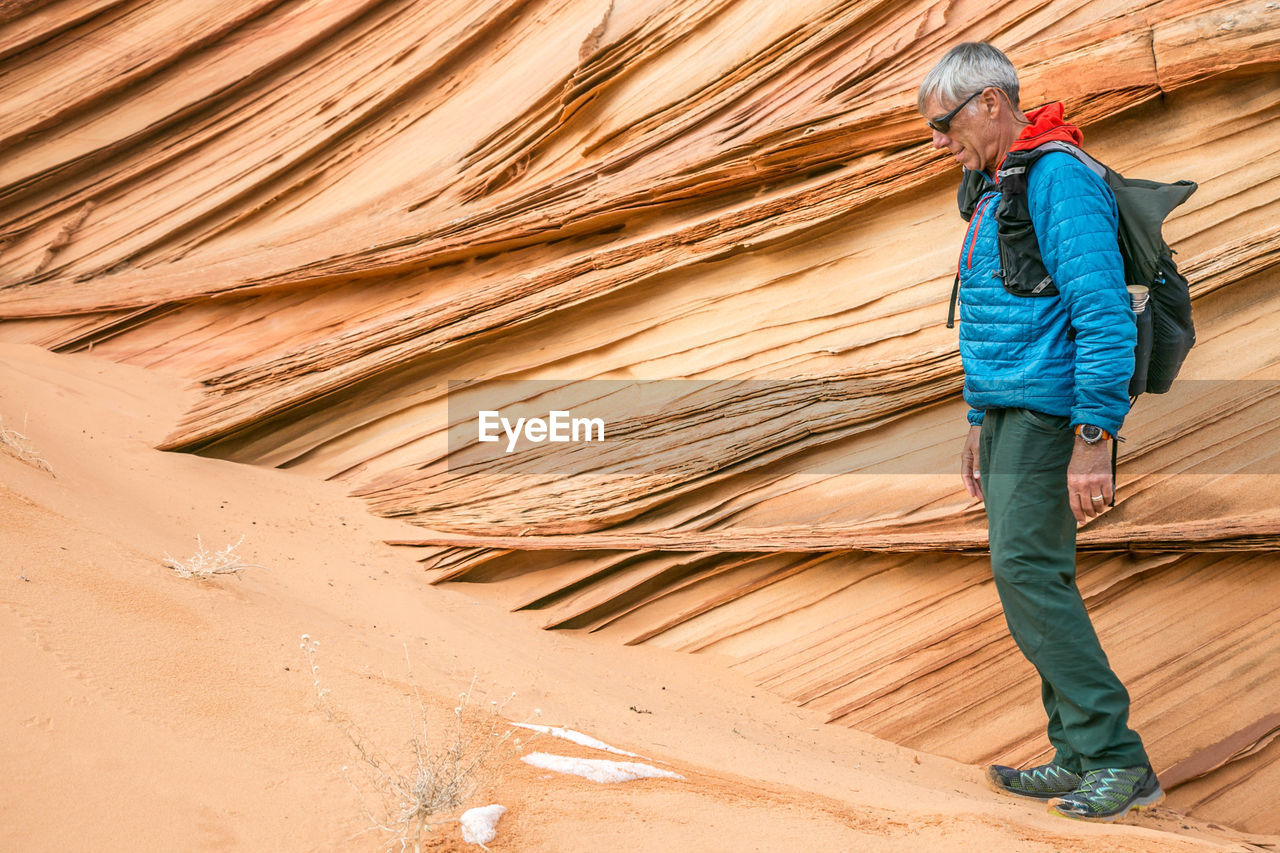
1,0,1278,834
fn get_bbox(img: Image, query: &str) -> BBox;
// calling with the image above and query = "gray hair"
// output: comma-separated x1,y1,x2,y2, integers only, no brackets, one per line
917,42,1020,115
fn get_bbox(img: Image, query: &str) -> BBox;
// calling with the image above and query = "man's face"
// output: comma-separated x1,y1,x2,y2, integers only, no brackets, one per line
924,91,996,173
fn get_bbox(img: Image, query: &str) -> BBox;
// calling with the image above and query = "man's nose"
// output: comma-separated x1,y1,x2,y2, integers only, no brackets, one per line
931,129,949,149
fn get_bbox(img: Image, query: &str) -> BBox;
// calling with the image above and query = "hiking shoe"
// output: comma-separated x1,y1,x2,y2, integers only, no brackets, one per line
1050,766,1164,821
986,762,1082,800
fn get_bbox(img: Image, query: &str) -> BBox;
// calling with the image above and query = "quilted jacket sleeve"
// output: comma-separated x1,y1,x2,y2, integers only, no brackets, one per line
1027,152,1136,437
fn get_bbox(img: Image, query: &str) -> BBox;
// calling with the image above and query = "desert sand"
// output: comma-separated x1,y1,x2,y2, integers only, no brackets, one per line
2,342,1274,850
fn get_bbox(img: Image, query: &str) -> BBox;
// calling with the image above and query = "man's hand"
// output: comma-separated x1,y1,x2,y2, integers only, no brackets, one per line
1067,439,1112,523
961,424,982,500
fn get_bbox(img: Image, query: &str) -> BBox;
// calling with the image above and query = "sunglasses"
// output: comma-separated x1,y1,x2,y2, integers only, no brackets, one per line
926,89,984,133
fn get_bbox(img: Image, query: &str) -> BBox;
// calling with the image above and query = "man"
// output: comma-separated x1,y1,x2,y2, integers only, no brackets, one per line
917,42,1163,821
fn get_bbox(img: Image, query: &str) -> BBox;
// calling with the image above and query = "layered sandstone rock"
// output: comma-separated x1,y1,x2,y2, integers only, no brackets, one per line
1,0,1277,833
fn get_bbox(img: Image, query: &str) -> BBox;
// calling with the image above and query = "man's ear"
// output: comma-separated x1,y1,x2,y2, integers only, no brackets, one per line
981,87,1002,117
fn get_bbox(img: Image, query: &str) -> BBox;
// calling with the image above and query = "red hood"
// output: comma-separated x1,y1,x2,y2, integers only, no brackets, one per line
1007,101,1083,154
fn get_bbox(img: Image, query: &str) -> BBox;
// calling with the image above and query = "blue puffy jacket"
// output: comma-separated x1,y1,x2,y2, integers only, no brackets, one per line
957,151,1136,437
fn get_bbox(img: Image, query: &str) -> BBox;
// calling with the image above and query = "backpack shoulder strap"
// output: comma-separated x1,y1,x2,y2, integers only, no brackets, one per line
956,167,991,221
996,141,1105,195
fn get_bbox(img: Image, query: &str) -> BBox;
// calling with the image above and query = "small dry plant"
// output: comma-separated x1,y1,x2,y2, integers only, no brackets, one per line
301,635,519,852
163,535,264,580
0,414,53,475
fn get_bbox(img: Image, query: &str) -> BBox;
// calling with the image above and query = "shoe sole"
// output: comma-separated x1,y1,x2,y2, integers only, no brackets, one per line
1048,787,1166,823
984,766,1073,801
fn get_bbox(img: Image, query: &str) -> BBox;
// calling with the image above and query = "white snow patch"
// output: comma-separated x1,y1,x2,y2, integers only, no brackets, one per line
513,723,640,756
460,804,506,846
520,752,684,783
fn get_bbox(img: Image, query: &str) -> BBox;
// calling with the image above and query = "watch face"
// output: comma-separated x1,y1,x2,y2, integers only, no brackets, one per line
1081,425,1103,442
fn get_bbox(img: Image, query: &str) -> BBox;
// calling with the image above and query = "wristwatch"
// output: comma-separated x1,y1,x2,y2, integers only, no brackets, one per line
1074,424,1111,444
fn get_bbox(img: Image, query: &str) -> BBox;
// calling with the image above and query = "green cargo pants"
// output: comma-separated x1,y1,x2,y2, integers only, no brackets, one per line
979,407,1149,772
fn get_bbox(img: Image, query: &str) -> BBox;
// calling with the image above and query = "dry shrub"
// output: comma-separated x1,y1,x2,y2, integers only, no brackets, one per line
301,636,520,851
163,535,264,579
0,415,53,475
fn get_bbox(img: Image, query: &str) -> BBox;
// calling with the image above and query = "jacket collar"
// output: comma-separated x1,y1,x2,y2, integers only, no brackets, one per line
997,102,1084,175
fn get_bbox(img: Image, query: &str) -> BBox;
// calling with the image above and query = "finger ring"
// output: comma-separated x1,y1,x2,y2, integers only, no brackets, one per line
1091,495,1104,502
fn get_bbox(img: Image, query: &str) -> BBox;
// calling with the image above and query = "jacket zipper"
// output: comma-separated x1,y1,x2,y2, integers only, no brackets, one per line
964,193,995,270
